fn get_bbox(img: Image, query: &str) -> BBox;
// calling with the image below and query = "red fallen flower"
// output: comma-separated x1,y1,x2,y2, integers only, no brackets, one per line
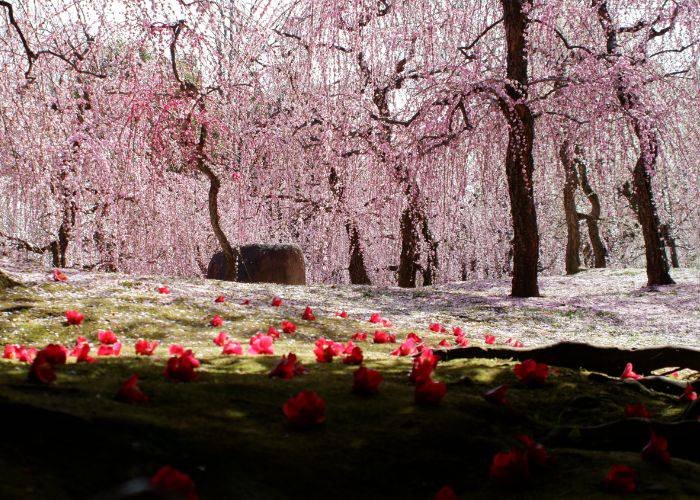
271,296,283,307
484,334,496,345
335,310,348,318
429,323,446,333
456,336,470,347
222,341,243,355
484,384,509,406
353,366,384,395
343,346,364,365
314,339,336,363
151,465,198,500
505,338,512,344
267,326,281,340
282,321,296,334
214,295,225,303
369,312,383,323
164,349,200,382
434,485,458,500
28,354,57,384
53,269,68,282
342,341,357,354
116,374,149,404
302,306,316,321
283,390,326,427
602,464,636,494
489,448,530,485
98,330,118,345
410,349,439,384
438,339,451,348
248,333,274,355
169,344,184,355
620,362,642,380
17,346,36,363
452,327,464,337
513,340,525,348
513,359,549,386
3,344,19,359
65,310,84,326
213,331,230,347
625,403,651,419
406,332,422,343
642,432,671,465
517,435,550,467
135,339,158,356
391,338,418,356
373,330,392,344
269,353,308,379
98,342,122,356
74,343,95,363
40,344,68,365
415,378,447,406
351,332,368,341
240,299,251,305
158,286,171,295
210,315,223,327
680,383,697,402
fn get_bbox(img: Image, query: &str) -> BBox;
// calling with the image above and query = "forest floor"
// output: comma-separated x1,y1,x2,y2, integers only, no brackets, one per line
0,263,698,499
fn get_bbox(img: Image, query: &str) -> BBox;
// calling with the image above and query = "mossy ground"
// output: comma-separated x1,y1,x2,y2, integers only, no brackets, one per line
0,267,698,499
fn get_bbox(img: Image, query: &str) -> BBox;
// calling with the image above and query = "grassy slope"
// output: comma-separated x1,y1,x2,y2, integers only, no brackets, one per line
0,268,698,499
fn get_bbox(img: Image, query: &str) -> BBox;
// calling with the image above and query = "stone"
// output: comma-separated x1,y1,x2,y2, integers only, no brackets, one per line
206,244,306,285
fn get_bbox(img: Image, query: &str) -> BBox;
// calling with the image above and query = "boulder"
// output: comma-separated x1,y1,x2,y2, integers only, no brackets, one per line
206,244,306,285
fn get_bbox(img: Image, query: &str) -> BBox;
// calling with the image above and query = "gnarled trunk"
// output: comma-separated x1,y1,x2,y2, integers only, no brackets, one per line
397,187,438,288
499,0,540,297
559,140,581,274
346,222,371,285
660,224,679,268
596,0,673,286
576,157,607,268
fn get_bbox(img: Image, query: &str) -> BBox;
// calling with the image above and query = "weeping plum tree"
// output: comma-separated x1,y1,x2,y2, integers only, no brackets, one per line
0,0,698,287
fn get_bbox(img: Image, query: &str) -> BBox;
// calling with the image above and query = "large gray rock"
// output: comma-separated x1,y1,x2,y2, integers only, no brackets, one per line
206,244,306,285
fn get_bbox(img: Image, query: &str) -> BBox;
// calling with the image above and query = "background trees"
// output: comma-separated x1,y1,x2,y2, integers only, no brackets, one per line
1,0,698,292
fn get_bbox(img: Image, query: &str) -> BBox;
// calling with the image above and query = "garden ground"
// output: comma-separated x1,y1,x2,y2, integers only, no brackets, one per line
0,263,698,498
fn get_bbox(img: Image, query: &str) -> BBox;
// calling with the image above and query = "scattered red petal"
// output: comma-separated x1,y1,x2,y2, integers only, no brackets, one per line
98,330,118,345
642,432,671,465
151,466,198,500
302,306,316,321
620,362,642,380
116,374,149,404
602,465,636,494
158,286,171,295
282,321,296,334
353,366,384,395
222,341,243,355
271,296,282,307
213,331,230,346
135,339,158,356
484,384,509,406
248,333,274,355
269,353,308,379
415,378,447,406
624,403,651,419
283,390,326,428
214,295,226,303
164,350,199,382
65,310,84,326
513,359,549,386
53,269,68,282
210,315,223,327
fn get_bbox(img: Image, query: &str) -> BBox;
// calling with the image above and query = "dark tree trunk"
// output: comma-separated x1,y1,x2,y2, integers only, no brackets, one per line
346,222,371,285
597,0,673,286
398,204,420,288
559,140,581,274
576,156,607,268
397,188,437,288
660,224,679,268
499,0,540,297
420,215,439,286
194,121,239,279
329,166,372,285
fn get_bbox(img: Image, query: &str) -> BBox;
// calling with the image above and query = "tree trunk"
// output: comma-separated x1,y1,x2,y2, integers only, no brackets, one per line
576,156,607,268
346,221,371,285
660,224,679,268
559,140,581,274
420,215,439,285
397,204,420,288
194,121,239,279
329,166,372,285
499,0,540,297
597,0,673,286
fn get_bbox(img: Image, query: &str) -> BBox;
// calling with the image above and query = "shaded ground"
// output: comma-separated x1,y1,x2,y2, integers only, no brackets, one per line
0,263,698,499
